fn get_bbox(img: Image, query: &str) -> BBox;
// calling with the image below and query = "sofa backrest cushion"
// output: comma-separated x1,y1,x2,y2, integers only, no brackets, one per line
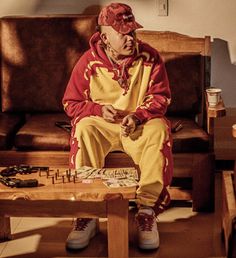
137,31,210,116
1,17,210,117
1,15,97,112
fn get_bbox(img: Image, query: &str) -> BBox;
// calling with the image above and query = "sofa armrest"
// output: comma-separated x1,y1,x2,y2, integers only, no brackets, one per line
206,96,226,135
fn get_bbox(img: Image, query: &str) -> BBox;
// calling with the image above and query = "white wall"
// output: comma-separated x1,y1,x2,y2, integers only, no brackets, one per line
0,0,235,106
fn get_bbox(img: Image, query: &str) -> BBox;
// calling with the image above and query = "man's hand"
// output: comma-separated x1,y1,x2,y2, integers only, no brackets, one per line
102,105,118,122
121,114,139,137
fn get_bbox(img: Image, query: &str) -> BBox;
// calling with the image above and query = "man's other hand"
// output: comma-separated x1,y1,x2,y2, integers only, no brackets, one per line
121,114,139,137
102,105,118,122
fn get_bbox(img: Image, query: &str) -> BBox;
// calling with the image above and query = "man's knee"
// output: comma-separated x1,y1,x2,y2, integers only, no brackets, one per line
144,118,170,140
75,117,98,137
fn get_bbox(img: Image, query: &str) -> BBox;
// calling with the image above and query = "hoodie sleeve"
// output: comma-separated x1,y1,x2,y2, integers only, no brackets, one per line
133,51,171,123
62,53,103,123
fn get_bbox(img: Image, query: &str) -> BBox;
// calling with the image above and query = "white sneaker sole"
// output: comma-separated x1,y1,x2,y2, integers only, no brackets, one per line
66,226,97,250
139,242,159,250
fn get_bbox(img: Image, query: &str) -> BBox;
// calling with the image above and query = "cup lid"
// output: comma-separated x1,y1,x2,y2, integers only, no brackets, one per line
206,88,222,93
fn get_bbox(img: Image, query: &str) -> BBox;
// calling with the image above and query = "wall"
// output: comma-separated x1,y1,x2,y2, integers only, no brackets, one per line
0,0,235,107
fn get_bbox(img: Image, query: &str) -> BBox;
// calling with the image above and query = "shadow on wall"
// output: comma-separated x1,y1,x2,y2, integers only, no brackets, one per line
82,5,103,15
26,1,103,15
211,38,236,108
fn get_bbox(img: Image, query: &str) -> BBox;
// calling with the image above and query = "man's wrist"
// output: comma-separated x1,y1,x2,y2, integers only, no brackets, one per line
132,114,141,126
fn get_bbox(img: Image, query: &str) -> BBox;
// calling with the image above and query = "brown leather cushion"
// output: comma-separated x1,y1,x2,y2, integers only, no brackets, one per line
1,15,97,112
15,115,209,153
169,117,209,153
15,113,70,150
164,53,203,116
0,113,24,149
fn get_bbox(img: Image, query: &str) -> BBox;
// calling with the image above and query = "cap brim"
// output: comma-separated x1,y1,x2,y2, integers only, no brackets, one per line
115,21,143,34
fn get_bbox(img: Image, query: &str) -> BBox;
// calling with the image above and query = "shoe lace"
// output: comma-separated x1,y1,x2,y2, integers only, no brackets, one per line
136,212,155,231
74,218,92,231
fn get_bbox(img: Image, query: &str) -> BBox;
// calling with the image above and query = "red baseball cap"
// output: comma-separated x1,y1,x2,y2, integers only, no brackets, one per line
98,3,143,34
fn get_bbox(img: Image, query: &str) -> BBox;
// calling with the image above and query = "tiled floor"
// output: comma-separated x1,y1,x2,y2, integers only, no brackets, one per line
0,173,226,258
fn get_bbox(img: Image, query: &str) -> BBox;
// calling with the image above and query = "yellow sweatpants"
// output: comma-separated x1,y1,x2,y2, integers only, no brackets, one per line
71,116,173,215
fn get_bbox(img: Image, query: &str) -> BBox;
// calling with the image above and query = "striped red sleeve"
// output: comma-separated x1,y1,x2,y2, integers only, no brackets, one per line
62,52,103,123
134,53,171,123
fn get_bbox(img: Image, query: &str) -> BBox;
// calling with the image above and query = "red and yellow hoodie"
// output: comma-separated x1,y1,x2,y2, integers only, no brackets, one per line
62,32,171,126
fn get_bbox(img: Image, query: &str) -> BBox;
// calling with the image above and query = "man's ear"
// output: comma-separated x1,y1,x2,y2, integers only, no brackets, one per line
100,32,108,44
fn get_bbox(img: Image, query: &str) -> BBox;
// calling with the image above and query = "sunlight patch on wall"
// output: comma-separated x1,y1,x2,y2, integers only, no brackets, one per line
2,22,27,66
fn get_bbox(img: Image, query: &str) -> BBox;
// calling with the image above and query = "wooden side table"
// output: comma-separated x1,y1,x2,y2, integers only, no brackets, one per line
233,124,236,188
0,168,136,258
222,124,236,258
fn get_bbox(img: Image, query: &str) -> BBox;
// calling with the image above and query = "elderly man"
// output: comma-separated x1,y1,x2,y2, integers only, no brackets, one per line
63,2,173,250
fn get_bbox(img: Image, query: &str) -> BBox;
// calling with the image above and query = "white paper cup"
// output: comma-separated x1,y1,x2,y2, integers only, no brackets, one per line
206,88,222,107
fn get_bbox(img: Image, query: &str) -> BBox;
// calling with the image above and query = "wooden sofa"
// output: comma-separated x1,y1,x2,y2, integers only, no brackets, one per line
0,15,225,211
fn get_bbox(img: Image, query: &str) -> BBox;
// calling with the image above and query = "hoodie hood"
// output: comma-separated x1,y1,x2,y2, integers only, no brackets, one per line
89,31,138,67
89,32,111,66
89,31,138,95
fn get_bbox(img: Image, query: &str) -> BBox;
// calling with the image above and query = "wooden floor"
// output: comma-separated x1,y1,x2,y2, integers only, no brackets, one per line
0,173,226,258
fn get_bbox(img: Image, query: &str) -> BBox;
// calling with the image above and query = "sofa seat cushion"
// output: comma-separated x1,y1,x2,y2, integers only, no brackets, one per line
15,113,70,151
169,117,210,153
15,114,209,153
0,113,24,149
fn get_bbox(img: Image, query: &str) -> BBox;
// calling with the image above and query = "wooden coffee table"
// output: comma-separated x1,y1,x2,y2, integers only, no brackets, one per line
0,167,136,258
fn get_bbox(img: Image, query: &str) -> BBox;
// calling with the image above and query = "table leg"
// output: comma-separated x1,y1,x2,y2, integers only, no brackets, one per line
0,216,11,241
192,153,214,211
107,198,129,258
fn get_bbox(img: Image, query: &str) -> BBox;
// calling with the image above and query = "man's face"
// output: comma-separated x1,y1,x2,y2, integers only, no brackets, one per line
101,26,136,58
